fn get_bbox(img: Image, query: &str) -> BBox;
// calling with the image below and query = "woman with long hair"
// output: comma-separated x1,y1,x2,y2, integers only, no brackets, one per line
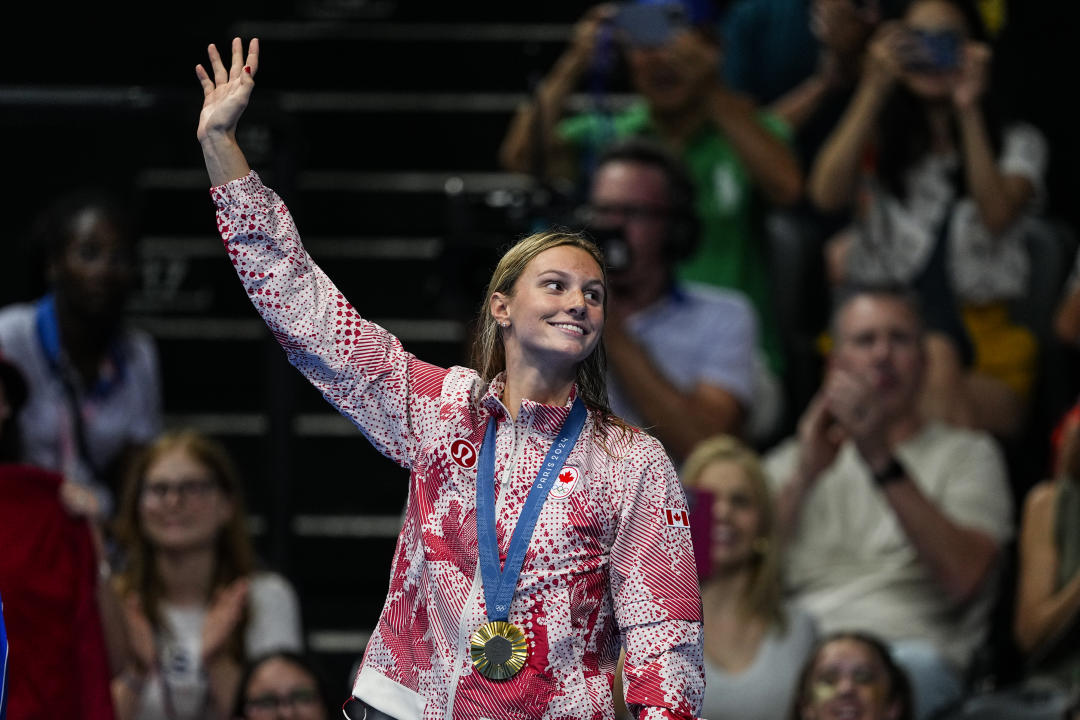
683,435,818,719
808,0,1047,438
1014,397,1080,696
109,429,302,720
193,37,703,720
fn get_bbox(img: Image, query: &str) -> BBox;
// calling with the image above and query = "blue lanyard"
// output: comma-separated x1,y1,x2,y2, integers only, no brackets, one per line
1,592,8,720
475,398,587,622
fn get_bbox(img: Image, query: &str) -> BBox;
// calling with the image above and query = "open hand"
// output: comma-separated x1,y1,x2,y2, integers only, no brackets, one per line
121,593,157,671
200,577,249,663
796,391,846,482
196,37,259,144
951,41,991,110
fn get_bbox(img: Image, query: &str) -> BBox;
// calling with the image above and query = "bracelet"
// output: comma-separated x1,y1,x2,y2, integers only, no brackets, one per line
871,456,907,487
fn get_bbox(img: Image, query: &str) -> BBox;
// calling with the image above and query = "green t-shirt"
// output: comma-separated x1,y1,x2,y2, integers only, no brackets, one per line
558,102,789,374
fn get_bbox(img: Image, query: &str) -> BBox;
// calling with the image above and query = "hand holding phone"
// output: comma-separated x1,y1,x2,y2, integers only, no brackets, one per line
613,1,688,47
902,28,961,73
688,488,714,581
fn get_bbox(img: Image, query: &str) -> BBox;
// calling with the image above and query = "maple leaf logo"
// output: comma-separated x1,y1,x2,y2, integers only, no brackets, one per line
558,470,575,484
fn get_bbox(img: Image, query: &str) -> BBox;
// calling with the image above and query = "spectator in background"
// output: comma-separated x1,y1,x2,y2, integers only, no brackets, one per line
614,434,816,719
0,351,116,720
765,284,1012,720
0,187,162,520
790,631,913,720
771,0,882,187
1053,251,1080,351
683,434,818,719
109,429,302,720
1014,396,1080,698
582,137,781,454
498,0,803,383
808,0,1048,439
720,0,822,106
233,651,331,720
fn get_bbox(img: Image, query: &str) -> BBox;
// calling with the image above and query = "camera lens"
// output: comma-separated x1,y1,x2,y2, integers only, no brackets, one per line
587,226,632,273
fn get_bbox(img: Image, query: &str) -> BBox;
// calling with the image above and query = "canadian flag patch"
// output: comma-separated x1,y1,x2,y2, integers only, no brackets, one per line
664,508,691,528
549,466,579,499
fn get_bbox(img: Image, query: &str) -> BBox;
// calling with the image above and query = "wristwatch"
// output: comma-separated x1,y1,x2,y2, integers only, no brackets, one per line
872,456,906,487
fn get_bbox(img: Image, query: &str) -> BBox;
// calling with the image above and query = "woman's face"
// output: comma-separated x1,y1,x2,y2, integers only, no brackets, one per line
802,639,901,720
492,245,605,380
900,0,969,100
695,460,764,571
138,447,233,553
243,657,326,720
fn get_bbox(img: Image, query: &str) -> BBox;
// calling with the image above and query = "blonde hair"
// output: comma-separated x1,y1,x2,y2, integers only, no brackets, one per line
469,230,631,444
681,434,784,627
113,429,255,662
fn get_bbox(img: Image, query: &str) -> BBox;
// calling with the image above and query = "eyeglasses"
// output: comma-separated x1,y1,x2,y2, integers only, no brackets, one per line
245,688,320,715
578,202,672,225
141,478,219,503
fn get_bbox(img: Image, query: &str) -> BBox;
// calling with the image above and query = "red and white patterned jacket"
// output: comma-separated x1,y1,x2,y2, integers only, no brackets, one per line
212,172,705,720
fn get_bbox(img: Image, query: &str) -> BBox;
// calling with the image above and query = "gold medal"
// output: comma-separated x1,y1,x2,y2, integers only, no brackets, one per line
469,621,528,680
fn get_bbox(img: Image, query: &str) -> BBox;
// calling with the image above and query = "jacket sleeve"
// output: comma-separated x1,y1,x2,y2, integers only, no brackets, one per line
210,171,449,468
609,438,705,720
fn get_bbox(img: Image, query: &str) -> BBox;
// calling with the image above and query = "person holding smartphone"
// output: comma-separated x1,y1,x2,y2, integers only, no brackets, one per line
807,0,1048,440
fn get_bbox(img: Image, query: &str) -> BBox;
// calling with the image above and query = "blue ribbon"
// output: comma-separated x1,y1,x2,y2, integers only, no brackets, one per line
475,398,587,622
1,591,8,720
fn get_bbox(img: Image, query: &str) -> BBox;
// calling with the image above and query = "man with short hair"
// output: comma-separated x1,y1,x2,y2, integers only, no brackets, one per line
587,137,781,458
764,284,1013,720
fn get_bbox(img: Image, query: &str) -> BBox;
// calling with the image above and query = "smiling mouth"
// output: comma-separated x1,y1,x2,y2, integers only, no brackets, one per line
550,322,587,336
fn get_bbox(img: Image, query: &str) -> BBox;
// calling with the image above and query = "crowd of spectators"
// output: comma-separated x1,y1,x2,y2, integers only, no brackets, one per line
1,0,1079,718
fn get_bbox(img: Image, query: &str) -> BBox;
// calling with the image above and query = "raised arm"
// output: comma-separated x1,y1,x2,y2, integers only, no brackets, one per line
196,38,449,469
808,22,905,212
952,43,1040,235
195,37,259,187
497,5,615,180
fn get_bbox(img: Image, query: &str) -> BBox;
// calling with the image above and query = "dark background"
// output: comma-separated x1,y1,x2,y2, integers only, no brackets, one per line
2,0,1078,699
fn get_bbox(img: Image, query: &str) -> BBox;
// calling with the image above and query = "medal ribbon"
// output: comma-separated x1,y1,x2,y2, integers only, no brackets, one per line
476,398,586,623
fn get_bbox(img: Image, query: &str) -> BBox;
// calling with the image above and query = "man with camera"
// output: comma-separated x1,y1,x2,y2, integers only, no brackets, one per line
764,283,1013,720
583,137,777,460
498,0,803,387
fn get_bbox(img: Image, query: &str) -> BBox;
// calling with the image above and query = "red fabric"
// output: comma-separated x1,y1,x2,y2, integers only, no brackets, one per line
0,465,114,720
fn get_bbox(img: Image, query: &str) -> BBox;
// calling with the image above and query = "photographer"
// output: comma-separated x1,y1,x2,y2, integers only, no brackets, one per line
583,137,780,458
498,0,802,384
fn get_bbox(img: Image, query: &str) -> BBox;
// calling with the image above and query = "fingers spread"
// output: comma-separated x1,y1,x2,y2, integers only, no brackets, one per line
208,43,228,86
195,64,215,95
246,37,260,76
229,36,244,81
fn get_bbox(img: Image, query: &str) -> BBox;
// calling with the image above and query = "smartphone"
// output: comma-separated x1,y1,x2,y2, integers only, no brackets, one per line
904,28,961,72
613,1,689,47
687,488,714,582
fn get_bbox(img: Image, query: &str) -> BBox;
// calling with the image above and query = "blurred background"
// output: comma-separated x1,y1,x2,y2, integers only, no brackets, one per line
2,0,1077,700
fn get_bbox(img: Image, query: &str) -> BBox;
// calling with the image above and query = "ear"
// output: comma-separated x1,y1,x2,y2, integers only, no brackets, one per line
489,292,511,328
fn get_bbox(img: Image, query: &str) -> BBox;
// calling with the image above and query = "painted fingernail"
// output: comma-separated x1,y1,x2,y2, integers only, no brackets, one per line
244,66,252,74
